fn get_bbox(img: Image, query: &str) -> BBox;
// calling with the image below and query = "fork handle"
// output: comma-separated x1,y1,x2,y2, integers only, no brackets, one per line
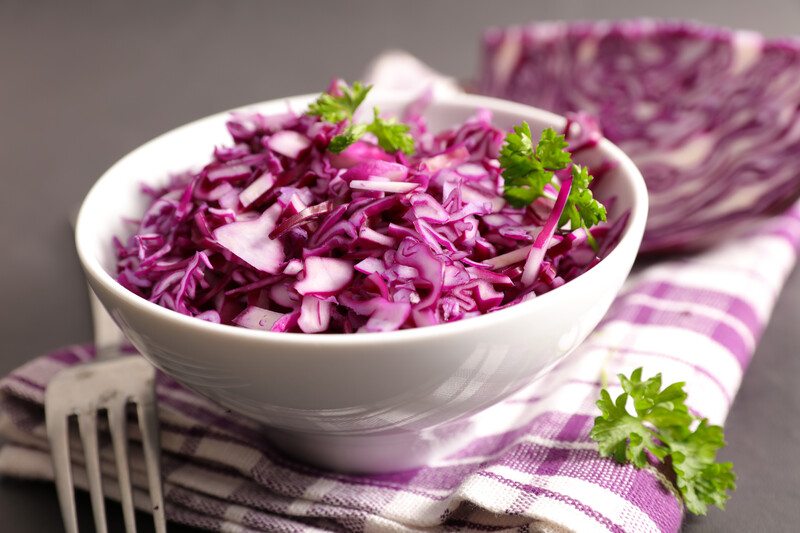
89,287,128,360
72,208,129,360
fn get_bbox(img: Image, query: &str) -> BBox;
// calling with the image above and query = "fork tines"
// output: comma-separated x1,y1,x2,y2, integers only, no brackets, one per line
45,356,166,533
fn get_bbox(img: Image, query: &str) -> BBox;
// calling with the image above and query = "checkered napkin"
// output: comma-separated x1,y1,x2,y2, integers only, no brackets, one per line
2,55,800,532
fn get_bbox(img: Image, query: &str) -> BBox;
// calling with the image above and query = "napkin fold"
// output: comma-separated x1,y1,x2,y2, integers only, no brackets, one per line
2,53,800,532
2,201,798,532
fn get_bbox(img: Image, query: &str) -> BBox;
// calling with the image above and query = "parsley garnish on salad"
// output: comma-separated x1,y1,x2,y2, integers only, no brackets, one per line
590,367,737,515
307,80,372,123
499,123,606,242
328,123,368,154
308,81,415,155
365,107,414,155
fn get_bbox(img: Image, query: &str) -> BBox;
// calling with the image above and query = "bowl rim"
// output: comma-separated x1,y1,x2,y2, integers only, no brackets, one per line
75,90,648,347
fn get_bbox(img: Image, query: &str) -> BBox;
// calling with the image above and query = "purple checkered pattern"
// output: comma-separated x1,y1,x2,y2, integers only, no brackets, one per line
1,202,798,532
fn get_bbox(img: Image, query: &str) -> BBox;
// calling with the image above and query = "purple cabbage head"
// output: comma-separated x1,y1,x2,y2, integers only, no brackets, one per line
478,20,800,253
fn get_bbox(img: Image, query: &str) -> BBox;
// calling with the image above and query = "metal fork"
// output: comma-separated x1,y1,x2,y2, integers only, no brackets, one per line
44,290,167,533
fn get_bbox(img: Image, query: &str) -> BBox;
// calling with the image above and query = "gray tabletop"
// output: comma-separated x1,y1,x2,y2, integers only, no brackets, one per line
2,1,799,531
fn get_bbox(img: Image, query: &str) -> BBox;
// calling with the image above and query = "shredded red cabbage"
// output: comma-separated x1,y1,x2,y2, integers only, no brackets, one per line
115,90,620,333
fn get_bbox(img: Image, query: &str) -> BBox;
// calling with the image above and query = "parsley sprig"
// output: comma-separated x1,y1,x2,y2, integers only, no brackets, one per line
590,368,737,515
499,123,606,239
365,108,415,155
307,81,414,155
328,123,367,154
307,81,371,124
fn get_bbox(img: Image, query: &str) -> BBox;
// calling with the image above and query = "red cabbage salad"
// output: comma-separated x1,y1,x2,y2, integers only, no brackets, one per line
114,80,622,334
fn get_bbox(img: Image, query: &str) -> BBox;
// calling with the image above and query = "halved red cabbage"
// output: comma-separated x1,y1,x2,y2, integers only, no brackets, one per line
114,89,620,333
478,20,800,252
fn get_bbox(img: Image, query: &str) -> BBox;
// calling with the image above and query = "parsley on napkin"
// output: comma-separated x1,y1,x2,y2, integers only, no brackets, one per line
591,367,737,515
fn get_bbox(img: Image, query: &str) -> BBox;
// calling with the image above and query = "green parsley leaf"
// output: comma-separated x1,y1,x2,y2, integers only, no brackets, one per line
558,165,607,232
323,107,415,155
590,367,736,515
503,185,544,207
328,123,367,154
498,123,562,207
592,388,659,467
307,82,414,155
366,108,415,155
498,122,608,242
307,81,372,123
536,127,572,169
668,421,737,514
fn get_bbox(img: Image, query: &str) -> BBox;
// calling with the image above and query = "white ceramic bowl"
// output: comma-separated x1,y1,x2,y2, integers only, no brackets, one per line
75,91,648,473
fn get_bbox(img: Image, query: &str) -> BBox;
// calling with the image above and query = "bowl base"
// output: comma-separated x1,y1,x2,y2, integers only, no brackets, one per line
262,422,476,474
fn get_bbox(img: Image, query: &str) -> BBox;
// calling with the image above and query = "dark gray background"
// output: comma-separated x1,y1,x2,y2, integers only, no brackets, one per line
1,1,798,531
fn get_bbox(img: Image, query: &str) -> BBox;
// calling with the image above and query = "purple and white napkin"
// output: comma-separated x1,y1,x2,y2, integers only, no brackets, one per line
1,52,799,532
